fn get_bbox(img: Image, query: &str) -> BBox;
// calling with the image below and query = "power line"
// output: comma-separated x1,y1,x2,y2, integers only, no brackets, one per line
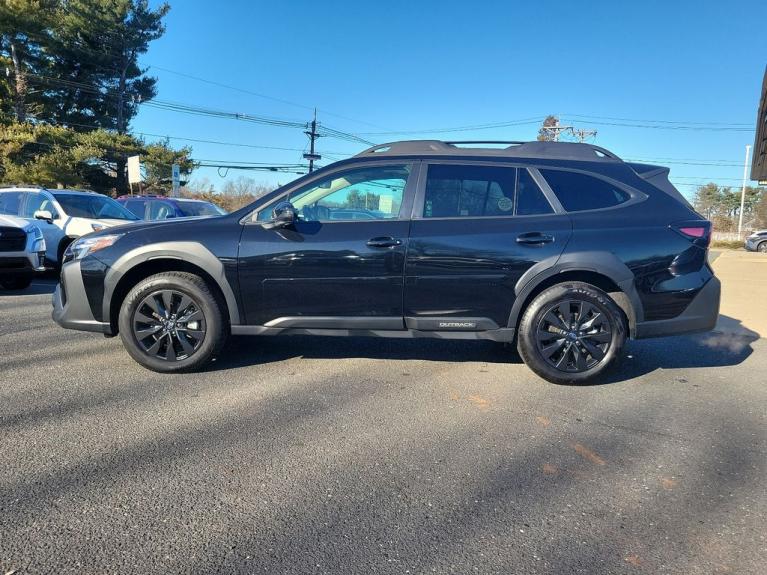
146,63,384,129
563,113,752,127
356,117,544,136
560,117,753,132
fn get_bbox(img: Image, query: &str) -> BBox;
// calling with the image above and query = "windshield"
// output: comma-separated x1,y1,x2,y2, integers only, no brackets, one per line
176,200,227,217
54,193,139,221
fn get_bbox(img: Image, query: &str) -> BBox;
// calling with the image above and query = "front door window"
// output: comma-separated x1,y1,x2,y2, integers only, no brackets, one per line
258,165,410,222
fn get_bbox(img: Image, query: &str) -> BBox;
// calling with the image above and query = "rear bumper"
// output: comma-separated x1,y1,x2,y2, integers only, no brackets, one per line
634,275,720,339
52,260,111,334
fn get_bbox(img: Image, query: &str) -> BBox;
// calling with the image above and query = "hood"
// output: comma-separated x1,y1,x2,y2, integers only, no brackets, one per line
85,215,214,237
0,214,31,229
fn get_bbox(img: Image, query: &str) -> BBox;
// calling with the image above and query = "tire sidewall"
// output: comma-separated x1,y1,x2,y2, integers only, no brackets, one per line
518,283,626,385
118,273,224,373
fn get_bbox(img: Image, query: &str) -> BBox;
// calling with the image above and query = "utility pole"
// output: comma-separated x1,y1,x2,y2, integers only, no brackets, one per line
303,109,321,173
571,128,598,143
738,144,752,236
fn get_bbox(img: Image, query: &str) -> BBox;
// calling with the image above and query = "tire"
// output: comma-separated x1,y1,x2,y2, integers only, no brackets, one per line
57,238,75,269
758,242,767,253
1,276,32,290
118,271,228,373
517,282,626,385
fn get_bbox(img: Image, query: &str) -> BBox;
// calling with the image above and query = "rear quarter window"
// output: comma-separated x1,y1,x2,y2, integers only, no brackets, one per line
540,169,630,212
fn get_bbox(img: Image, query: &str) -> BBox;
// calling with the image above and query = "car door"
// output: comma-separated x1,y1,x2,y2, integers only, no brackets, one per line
237,162,417,327
404,162,572,331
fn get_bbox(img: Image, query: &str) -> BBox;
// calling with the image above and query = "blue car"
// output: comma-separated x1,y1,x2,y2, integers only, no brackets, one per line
117,195,227,220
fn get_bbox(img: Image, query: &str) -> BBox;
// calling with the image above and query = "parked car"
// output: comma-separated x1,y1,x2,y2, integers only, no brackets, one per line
116,195,227,220
745,230,767,252
51,140,720,384
0,214,46,290
0,186,139,267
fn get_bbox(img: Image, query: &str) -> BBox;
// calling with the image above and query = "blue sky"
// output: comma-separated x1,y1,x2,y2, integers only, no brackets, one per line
133,0,767,197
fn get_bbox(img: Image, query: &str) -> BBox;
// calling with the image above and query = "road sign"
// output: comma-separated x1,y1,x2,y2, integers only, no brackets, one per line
172,163,180,197
127,155,142,184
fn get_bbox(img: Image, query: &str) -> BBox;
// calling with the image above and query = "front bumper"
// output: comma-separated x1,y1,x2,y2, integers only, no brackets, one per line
0,250,46,277
634,275,721,339
52,260,111,334
744,238,763,251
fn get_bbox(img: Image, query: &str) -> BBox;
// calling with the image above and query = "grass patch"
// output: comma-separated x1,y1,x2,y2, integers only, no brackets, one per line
710,240,745,250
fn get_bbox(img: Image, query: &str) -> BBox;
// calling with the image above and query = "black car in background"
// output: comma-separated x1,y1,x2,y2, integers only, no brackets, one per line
116,195,227,220
51,140,720,384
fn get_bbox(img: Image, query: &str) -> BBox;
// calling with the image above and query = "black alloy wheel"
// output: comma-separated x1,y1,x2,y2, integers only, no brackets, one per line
517,282,626,385
132,289,206,361
535,299,612,373
118,271,227,373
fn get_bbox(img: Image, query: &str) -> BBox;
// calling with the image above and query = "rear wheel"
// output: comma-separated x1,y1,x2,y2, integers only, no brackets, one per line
517,282,626,384
118,272,228,373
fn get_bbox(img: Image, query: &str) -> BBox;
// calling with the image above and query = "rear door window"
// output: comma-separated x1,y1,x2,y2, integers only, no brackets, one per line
516,169,554,216
540,169,630,212
422,165,553,218
423,165,517,218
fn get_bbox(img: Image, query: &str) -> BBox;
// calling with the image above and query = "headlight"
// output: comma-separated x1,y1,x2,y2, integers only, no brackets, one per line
64,234,124,261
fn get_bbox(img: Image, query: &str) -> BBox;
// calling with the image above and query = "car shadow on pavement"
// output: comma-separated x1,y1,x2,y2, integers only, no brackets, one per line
597,314,759,385
0,278,57,297
214,334,519,371
211,315,759,385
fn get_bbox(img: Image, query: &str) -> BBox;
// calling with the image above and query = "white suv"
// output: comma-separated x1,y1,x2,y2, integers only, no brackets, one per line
0,186,140,267
0,214,46,290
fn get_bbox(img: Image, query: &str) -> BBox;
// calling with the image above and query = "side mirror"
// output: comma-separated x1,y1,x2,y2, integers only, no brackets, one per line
34,209,54,223
263,201,298,230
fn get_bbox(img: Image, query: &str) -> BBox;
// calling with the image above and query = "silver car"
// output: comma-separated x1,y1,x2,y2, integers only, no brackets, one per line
745,230,767,252
0,214,46,290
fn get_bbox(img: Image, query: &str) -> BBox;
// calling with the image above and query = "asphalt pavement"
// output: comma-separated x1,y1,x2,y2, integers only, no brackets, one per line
0,267,765,574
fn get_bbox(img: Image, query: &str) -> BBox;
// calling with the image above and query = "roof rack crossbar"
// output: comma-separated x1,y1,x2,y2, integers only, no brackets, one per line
355,140,622,162
444,140,527,146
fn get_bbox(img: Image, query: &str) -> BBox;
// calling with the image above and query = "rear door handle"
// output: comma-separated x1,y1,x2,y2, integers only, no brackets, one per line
516,232,554,245
367,236,402,248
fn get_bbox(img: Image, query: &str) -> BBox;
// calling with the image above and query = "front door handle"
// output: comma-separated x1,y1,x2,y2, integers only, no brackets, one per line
367,236,402,248
516,232,554,245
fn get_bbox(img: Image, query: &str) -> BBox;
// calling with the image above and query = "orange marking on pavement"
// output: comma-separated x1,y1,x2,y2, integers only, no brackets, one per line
467,395,490,410
625,554,642,566
536,416,551,427
572,442,606,466
661,477,677,490
449,392,460,401
542,463,558,475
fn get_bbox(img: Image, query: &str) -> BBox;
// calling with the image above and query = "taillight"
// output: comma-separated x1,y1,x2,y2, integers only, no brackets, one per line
671,221,711,248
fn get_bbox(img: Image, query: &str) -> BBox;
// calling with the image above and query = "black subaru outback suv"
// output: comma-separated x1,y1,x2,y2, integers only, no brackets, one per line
52,140,720,384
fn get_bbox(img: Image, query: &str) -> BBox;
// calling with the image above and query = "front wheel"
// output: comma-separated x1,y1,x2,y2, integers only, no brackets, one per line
118,271,228,373
758,242,767,253
517,282,626,384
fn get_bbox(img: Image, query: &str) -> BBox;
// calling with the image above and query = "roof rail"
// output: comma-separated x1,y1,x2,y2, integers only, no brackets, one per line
355,140,622,162
0,183,47,190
